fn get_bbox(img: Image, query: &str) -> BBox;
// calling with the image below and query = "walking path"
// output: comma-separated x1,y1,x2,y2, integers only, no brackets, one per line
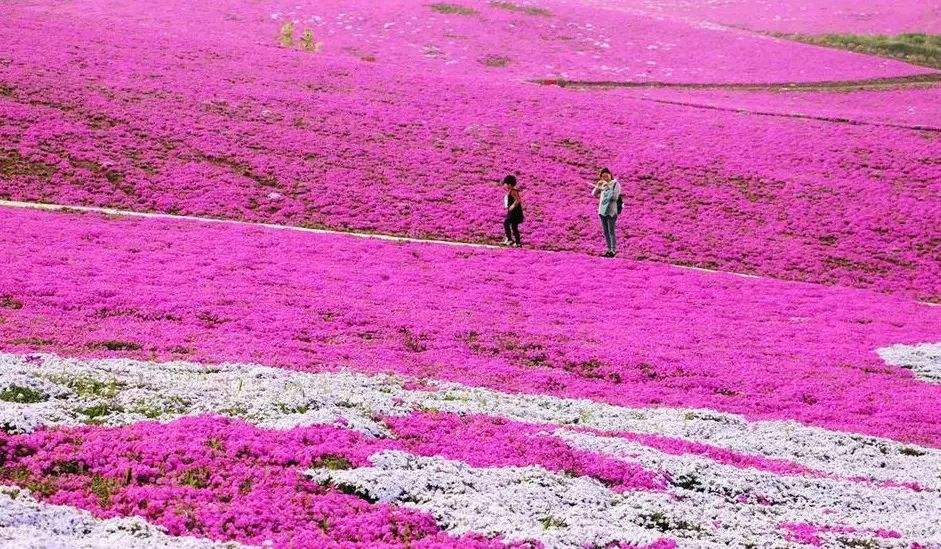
532,73,941,92
2,199,937,306
532,73,941,132
633,96,941,133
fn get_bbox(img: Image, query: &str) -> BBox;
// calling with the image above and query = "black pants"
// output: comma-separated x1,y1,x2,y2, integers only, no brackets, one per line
504,219,521,245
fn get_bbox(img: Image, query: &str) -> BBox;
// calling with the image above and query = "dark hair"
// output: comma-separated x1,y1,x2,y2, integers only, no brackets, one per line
502,174,517,187
599,168,612,177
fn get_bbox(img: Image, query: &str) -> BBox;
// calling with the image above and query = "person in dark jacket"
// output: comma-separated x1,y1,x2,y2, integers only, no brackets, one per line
502,174,523,247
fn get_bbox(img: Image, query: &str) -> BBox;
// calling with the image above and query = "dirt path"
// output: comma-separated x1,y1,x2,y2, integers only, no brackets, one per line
631,96,941,132
532,73,941,92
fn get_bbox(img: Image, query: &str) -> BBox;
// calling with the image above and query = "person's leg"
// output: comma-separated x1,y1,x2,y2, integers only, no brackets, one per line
504,218,513,244
601,215,614,252
608,216,617,254
511,223,521,246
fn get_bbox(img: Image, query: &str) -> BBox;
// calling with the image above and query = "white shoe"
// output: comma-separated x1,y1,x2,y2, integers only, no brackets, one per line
502,238,512,246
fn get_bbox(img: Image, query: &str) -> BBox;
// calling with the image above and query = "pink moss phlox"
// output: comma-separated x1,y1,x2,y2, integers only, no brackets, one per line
1,0,938,297
0,416,510,547
386,412,665,491
779,521,903,546
1,209,940,447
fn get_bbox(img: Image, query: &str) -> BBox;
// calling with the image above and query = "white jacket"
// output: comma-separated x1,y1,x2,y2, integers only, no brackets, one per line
593,178,620,217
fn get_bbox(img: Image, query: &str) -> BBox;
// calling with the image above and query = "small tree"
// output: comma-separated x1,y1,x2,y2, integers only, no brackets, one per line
300,29,322,52
279,22,295,47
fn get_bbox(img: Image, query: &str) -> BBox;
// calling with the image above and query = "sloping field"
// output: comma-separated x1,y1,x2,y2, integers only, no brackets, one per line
0,207,939,547
1,0,940,546
5,0,934,81
3,208,940,443
621,86,941,129
580,0,941,34
1,0,939,299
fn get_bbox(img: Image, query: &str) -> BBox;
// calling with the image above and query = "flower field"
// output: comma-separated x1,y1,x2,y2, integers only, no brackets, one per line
2,0,940,299
578,0,939,35
1,0,940,546
0,207,939,546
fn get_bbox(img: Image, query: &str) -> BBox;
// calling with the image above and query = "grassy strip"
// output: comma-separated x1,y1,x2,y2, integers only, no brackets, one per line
490,1,552,17
533,73,941,91
430,3,477,15
780,33,941,69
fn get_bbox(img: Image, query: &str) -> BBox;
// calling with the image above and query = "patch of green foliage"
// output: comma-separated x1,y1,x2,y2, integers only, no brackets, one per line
206,437,226,452
79,402,123,424
637,512,704,533
2,466,58,497
180,467,211,489
334,481,378,503
130,395,189,419
430,3,477,15
782,33,941,68
670,473,704,491
279,22,295,47
539,516,568,529
300,29,320,52
0,295,23,309
0,385,48,404
90,474,121,506
275,402,311,415
90,340,142,351
51,374,124,399
490,1,551,17
311,454,353,470
46,460,87,476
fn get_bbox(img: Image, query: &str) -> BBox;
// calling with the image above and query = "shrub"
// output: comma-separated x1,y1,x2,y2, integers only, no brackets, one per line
480,55,511,67
430,3,477,15
300,29,322,52
279,22,295,47
490,1,552,17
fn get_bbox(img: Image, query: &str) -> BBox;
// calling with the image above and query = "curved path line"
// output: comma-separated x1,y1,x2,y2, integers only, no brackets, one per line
1,199,937,307
532,73,941,92
632,96,941,133
0,199,500,249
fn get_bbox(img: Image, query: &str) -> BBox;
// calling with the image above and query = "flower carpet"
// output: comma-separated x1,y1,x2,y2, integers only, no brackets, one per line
0,208,939,546
0,0,939,546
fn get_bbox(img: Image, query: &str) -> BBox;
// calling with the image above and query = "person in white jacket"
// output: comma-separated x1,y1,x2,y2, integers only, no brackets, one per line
591,167,621,257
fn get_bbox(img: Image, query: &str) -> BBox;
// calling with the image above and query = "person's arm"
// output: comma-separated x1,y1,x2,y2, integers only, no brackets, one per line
591,181,604,197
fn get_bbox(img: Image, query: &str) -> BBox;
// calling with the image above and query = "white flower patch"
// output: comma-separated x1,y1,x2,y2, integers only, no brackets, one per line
0,487,246,549
877,342,941,384
0,352,938,493
0,353,399,437
307,450,672,548
409,384,941,491
555,430,937,547
307,441,936,548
